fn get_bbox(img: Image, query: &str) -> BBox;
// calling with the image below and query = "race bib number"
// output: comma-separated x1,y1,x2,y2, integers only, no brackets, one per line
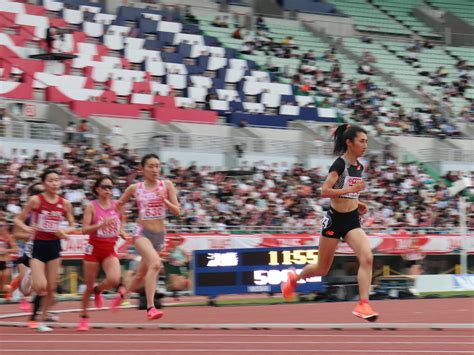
341,176,363,199
142,201,165,219
24,241,33,257
37,212,62,232
97,218,120,238
85,243,94,255
321,215,332,230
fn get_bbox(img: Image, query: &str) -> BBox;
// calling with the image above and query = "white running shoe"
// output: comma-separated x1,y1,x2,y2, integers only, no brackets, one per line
37,323,53,332
46,313,59,322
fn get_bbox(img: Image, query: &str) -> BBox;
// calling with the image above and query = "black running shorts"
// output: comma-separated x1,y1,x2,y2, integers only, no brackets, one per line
321,207,361,241
32,240,62,263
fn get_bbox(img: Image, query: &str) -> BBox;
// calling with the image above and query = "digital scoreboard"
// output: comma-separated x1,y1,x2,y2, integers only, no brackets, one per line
193,246,324,297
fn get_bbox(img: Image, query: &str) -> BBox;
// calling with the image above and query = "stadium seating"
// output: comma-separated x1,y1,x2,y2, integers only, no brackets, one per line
0,0,472,133
426,0,474,27
0,0,339,127
328,0,412,36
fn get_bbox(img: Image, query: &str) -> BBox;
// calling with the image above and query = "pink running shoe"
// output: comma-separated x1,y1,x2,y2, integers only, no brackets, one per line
146,307,163,321
20,298,31,312
94,291,104,309
110,286,125,312
77,317,89,331
280,268,297,302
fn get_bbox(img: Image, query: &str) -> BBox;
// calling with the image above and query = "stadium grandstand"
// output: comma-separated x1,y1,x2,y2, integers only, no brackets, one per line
0,0,472,227
0,0,473,345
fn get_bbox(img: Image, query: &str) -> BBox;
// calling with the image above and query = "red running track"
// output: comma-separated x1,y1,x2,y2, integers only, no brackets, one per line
2,328,474,354
1,298,473,354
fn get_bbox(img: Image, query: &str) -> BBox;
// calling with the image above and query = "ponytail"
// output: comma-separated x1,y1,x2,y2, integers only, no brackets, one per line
333,124,367,155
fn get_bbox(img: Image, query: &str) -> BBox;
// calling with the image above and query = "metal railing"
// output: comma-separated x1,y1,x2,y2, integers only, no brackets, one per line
418,148,474,163
0,121,64,141
135,131,335,156
134,130,474,161
157,224,474,235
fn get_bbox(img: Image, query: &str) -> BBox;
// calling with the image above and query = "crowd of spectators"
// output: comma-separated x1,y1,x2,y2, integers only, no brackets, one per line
0,141,471,234
288,52,472,138
219,17,473,138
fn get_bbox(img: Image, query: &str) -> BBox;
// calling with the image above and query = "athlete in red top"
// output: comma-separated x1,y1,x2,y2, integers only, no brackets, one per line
78,176,129,331
14,169,75,332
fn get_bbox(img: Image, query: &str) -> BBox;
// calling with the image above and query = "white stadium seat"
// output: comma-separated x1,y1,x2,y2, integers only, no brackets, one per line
151,82,170,96
190,76,213,88
83,21,104,38
166,63,187,75
131,93,154,105
174,33,204,46
217,89,240,101
207,57,227,71
94,13,116,25
225,69,245,83
210,100,229,111
146,60,166,76
167,74,187,89
175,97,195,108
104,35,125,51
44,0,64,12
261,93,281,108
280,105,300,116
188,87,208,102
243,102,265,113
296,96,315,107
79,5,101,13
63,8,84,25
157,21,182,33
111,80,133,96
142,13,161,21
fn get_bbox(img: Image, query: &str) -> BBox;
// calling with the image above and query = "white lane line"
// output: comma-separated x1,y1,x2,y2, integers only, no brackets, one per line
2,340,474,345
3,350,474,353
1,321,473,329
1,333,473,338
0,305,136,319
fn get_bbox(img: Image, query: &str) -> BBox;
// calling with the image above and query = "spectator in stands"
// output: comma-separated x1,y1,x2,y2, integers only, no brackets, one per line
303,50,317,61
232,26,243,40
256,15,268,31
65,122,76,144
45,27,57,54
324,48,336,62
0,108,11,137
183,5,198,24
422,40,433,49
405,51,418,64
282,36,298,50
358,62,374,76
211,16,222,27
408,40,422,52
212,15,229,28
78,120,91,144
362,51,376,64
239,42,253,55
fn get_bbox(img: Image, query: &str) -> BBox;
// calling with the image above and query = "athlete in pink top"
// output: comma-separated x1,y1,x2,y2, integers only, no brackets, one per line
78,176,129,331
113,154,180,320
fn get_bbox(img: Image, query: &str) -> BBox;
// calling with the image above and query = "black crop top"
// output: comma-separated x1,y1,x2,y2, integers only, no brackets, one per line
328,156,364,199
